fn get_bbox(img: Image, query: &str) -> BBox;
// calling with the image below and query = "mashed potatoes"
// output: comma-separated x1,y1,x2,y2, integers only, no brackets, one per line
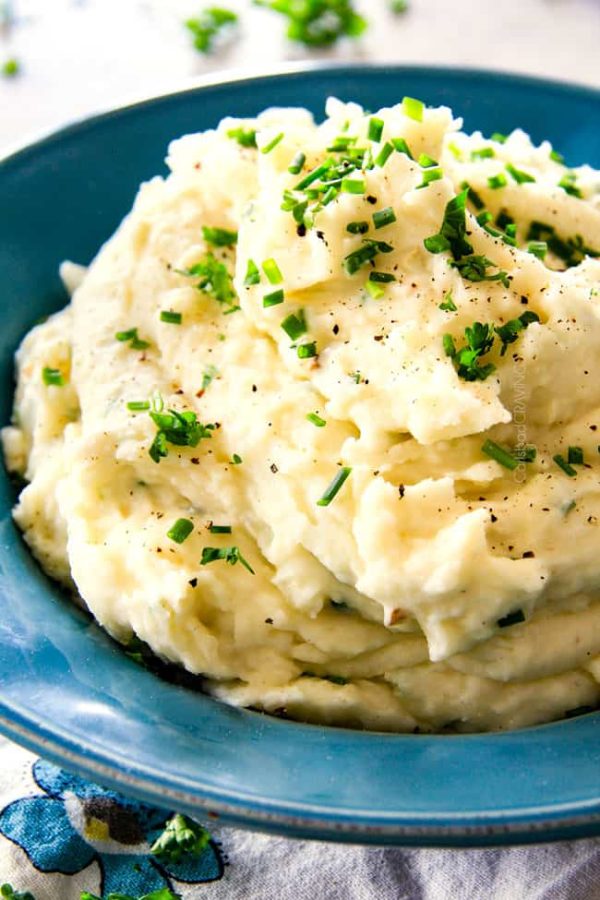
4,96,600,732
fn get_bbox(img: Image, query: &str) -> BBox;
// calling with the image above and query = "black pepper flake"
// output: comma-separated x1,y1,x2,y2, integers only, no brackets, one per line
189,577,198,588
522,550,535,558
398,484,405,499
190,457,200,465
265,617,273,625
366,195,377,204
590,425,597,431
374,335,384,342
490,513,498,523
520,296,529,305
333,324,340,335
296,224,307,237
270,463,278,473
252,384,257,392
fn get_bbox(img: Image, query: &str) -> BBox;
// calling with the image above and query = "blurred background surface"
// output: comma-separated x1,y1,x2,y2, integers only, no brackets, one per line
1,0,599,152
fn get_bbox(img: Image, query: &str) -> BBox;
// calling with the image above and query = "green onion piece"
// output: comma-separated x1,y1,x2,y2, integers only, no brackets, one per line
307,412,326,427
417,168,443,189
244,258,260,286
558,172,583,198
549,149,564,163
372,206,396,229
167,518,194,544
297,341,317,359
506,163,536,184
127,400,151,411
231,453,243,465
261,132,284,154
281,310,307,340
567,446,584,465
346,220,369,234
209,524,232,534
553,454,577,477
202,225,238,247
471,147,495,160
488,173,508,190
439,292,457,312
491,132,508,143
402,96,424,122
226,126,257,148
116,328,138,342
294,161,331,191
528,241,548,260
369,271,396,283
497,609,525,628
391,137,413,159
42,367,65,387
366,279,385,300
317,467,352,506
460,180,485,211
374,142,394,167
368,117,384,142
160,310,182,324
477,211,493,226
341,178,365,194
482,439,519,471
262,258,283,284
288,151,306,174
496,210,514,230
418,153,438,168
201,545,255,574
263,289,285,308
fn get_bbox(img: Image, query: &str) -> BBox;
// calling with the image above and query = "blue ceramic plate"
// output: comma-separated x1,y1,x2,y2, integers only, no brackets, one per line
1,65,599,847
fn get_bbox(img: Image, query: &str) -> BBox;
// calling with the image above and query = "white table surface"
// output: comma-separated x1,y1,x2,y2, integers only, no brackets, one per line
1,0,599,153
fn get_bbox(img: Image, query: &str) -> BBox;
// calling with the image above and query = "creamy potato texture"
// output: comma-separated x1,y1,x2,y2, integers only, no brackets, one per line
4,97,600,732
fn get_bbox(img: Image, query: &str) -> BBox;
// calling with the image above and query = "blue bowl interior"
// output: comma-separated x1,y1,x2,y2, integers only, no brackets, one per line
0,65,599,846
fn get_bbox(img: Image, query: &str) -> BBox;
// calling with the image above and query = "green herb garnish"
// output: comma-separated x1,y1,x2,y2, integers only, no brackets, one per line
444,322,496,381
368,117,384,141
558,172,583,198
423,189,473,259
160,310,182,325
297,341,317,359
254,0,367,46
201,545,255,573
263,289,285,307
374,141,394,167
180,253,238,312
202,225,238,247
402,96,424,122
567,446,584,465
343,238,393,275
1,886,36,900
372,206,396,229
281,310,307,340
209,523,232,533
391,137,413,159
495,311,539,355
115,327,150,349
482,439,521,471
244,258,260,286
317,466,352,506
553,454,577,477
528,241,547,260
261,131,284,154
185,7,238,53
1,58,19,78
167,518,194,544
226,126,257,148
451,255,510,288
439,291,457,312
488,173,507,190
506,163,535,185
127,400,151,411
471,147,495,160
346,220,369,234
307,412,327,427
151,813,210,863
288,151,306,174
42,367,65,387
148,409,214,464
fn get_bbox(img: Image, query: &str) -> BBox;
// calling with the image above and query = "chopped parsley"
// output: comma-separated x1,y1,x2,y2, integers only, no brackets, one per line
201,545,255,573
151,813,210,863
185,7,238,53
451,255,510,288
495,310,539,355
115,327,150,350
167,518,194,544
42,366,65,387
281,310,307,340
148,408,214,464
226,126,257,148
423,189,473,259
497,609,525,628
159,310,182,325
202,225,238,247
255,0,367,46
402,96,424,122
317,466,352,506
439,291,457,312
307,412,327,427
343,238,393,275
444,322,496,381
506,163,535,185
179,253,238,312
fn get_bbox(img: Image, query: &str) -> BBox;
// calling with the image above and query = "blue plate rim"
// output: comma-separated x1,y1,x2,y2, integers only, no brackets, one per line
1,63,599,846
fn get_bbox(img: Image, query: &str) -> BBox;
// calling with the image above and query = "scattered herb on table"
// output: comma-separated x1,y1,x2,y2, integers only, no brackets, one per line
151,813,210,863
1,57,19,78
185,7,238,54
254,0,367,46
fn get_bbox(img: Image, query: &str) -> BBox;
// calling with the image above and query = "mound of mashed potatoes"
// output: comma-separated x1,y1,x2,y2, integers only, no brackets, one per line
4,96,600,733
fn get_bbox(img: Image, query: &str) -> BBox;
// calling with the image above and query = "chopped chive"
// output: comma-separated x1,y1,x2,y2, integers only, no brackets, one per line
281,310,307,340
418,153,438,168
506,163,535,185
127,400,151,411
263,289,285,307
226,126,257,148
2,57,20,78
439,291,457,312
346,220,369,234
231,453,242,465
261,132,284,154
341,177,365,194
115,327,150,350
477,211,493,226
307,412,326,427
375,141,394,167
391,137,413,159
201,545,255,574
461,180,485,211
209,523,232,534
321,185,339,206
491,132,508,143
549,149,564,163
167,518,194,544
553,454,577,477
567,446,584,465
294,161,331,191
481,439,519,471
202,225,238,247
317,466,352,506
488,173,508,190
327,136,357,152
368,117,384,142
160,310,182,324
42,367,65,386
366,279,385,300
447,142,462,160
497,609,525,628
558,172,583,198
372,206,396,229
471,147,495,160
528,241,547,260
343,239,392,275
201,364,218,391
244,258,260,286
417,167,443,189
402,96,424,122
262,258,283,284
297,341,317,359
369,271,396,283
288,151,306,174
